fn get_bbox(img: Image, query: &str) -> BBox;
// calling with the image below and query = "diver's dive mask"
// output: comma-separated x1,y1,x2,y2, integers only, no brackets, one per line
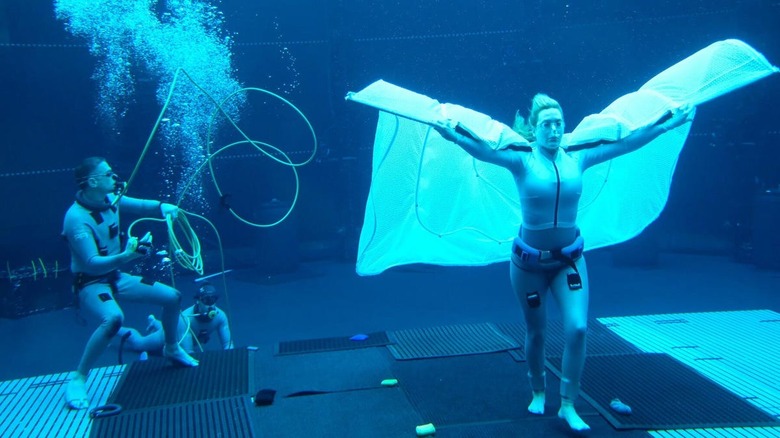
195,283,219,320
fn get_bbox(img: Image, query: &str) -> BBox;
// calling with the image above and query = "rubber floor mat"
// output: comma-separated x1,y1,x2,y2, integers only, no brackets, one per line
546,353,779,430
275,331,391,355
391,352,596,426
387,322,518,360
494,318,644,360
90,396,254,438
250,387,421,438
435,418,652,438
108,348,251,410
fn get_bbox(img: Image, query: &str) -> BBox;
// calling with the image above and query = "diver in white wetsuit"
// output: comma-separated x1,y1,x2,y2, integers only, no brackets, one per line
436,94,693,432
61,157,199,410
118,282,233,355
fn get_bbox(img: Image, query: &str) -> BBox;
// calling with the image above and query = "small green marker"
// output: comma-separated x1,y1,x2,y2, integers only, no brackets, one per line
415,423,435,436
380,379,398,387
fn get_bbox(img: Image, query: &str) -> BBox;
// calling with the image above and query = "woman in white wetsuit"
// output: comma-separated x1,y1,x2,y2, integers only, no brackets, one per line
435,94,692,432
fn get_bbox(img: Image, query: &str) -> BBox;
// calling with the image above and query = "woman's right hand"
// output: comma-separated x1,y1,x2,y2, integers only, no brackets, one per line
124,232,152,260
124,236,142,261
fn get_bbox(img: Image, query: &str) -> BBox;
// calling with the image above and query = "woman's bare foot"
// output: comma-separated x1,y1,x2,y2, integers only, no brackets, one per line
558,399,590,432
528,391,545,415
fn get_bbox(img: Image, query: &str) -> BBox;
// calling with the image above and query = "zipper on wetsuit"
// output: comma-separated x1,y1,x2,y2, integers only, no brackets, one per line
552,161,560,228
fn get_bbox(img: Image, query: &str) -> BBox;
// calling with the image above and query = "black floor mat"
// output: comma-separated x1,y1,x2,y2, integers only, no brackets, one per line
435,418,653,438
546,353,779,430
547,320,644,357
494,318,644,360
250,387,422,438
257,347,395,396
390,352,596,426
107,348,251,410
387,323,518,360
90,396,254,438
275,331,391,355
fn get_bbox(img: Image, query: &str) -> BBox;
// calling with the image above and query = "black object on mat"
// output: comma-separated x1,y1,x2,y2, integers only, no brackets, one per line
254,389,277,406
275,331,391,355
108,348,250,410
387,323,519,360
90,396,254,438
546,353,779,430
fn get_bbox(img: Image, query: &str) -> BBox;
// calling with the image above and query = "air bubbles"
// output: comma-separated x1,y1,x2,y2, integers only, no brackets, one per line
275,35,300,95
55,0,244,208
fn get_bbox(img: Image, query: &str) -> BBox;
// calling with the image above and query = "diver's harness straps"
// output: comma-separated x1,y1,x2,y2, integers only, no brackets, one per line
72,270,121,296
511,231,584,290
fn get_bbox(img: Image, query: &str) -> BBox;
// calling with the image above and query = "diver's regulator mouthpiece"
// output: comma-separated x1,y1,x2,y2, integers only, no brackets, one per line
193,305,218,320
113,179,127,196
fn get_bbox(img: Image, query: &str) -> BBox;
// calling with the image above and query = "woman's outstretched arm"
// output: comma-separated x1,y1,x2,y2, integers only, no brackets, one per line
433,121,523,170
578,104,695,170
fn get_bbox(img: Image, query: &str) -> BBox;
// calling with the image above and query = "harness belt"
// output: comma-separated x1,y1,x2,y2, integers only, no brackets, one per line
72,270,121,295
511,232,585,290
512,234,583,266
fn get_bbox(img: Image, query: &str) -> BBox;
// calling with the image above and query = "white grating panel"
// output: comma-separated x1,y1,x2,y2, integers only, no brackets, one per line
599,310,780,437
0,365,124,438
651,426,780,437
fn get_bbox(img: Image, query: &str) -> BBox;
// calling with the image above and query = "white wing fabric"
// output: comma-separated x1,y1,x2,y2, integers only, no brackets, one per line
347,39,778,276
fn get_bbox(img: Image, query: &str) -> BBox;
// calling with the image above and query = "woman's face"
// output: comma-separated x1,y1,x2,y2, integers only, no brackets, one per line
535,108,564,150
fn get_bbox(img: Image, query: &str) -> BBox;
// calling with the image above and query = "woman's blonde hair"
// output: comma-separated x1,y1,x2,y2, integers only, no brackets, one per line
512,93,563,141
